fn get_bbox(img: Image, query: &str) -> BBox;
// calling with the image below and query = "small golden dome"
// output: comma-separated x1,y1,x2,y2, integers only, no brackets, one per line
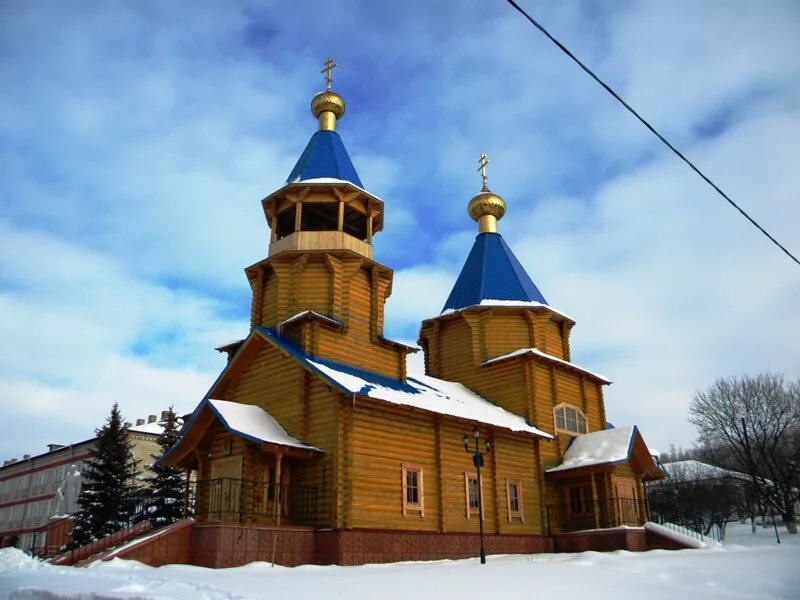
311,90,345,120
468,186,507,223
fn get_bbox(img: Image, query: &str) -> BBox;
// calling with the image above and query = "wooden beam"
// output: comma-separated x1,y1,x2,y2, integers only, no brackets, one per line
274,451,283,525
294,201,303,232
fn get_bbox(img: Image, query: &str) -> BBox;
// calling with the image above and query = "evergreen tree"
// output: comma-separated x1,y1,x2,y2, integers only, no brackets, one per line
71,403,139,547
143,407,186,525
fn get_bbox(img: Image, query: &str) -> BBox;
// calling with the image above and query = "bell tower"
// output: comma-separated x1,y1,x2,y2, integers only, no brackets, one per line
243,60,413,379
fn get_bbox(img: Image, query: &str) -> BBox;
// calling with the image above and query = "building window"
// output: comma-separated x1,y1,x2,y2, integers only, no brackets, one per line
464,473,484,519
554,404,588,435
401,463,424,516
506,479,524,522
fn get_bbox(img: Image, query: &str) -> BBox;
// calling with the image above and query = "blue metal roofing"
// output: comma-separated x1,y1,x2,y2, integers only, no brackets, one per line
255,326,422,397
442,232,548,312
286,130,363,188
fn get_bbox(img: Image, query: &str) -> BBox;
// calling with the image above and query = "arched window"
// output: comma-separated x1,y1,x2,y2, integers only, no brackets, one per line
553,404,588,435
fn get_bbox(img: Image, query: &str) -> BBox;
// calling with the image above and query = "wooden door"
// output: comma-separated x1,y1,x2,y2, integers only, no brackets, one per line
209,456,243,521
613,478,640,526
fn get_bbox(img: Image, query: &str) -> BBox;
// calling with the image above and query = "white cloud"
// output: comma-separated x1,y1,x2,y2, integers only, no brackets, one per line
1,0,799,459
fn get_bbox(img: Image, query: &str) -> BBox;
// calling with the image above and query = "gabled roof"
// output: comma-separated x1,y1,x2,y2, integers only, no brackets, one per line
546,426,665,481
286,130,363,187
482,347,612,384
201,326,550,440
442,232,547,312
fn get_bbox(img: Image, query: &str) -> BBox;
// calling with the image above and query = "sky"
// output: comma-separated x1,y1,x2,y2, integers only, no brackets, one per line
1,0,799,460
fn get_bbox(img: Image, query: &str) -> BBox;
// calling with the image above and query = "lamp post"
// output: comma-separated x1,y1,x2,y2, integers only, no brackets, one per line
464,426,492,564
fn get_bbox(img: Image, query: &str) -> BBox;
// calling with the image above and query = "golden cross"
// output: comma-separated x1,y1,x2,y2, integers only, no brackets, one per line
477,153,490,188
321,57,337,90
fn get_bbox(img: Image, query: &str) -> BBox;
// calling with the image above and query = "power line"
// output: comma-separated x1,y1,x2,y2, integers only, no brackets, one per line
504,0,800,268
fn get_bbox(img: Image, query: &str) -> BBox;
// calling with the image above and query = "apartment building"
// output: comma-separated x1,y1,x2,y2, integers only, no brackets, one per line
0,413,167,553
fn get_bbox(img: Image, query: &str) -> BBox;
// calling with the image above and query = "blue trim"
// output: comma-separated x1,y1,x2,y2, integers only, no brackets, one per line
254,326,427,397
286,130,363,187
442,232,547,312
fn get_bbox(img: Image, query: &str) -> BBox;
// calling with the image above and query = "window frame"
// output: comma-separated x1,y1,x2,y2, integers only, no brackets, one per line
553,403,588,436
401,463,424,517
567,484,593,517
505,479,524,522
464,472,485,520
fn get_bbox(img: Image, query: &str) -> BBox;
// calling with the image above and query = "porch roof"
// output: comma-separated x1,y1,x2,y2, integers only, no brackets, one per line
160,398,321,467
546,426,664,481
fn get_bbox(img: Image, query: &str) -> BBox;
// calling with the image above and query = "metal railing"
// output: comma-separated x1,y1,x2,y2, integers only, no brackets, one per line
46,488,155,564
192,478,317,525
547,497,649,534
654,516,721,543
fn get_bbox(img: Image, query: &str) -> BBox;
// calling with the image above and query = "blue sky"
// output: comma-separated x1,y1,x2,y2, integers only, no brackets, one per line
1,0,799,458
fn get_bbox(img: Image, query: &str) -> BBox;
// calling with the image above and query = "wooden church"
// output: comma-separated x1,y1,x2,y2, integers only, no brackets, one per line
161,62,665,566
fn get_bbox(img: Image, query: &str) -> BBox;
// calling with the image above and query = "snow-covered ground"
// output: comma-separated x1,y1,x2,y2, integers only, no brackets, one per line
1,523,797,599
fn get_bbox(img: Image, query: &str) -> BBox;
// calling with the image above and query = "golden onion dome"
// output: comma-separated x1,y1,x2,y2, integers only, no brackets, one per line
311,90,345,120
468,185,507,228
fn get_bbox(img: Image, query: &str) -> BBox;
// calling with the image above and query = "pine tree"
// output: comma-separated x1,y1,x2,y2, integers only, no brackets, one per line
71,403,140,547
143,407,186,526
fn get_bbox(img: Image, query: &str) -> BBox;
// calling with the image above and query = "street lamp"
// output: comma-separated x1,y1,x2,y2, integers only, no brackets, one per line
463,426,491,564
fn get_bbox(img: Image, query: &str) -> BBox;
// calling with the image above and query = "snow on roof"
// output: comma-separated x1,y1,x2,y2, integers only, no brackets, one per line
277,310,342,329
482,347,611,384
297,177,351,184
127,421,165,435
440,299,574,322
307,359,551,439
547,426,634,473
207,399,321,451
282,177,383,203
661,460,747,481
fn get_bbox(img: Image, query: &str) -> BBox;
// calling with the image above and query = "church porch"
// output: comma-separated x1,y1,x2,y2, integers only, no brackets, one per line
159,399,323,528
545,469,649,534
191,452,319,528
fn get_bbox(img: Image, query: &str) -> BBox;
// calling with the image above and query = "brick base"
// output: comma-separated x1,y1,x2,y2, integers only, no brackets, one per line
314,528,553,565
191,523,316,568
552,527,647,553
91,522,692,568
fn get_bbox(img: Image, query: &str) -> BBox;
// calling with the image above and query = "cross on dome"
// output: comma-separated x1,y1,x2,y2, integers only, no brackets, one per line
478,153,490,190
321,57,337,90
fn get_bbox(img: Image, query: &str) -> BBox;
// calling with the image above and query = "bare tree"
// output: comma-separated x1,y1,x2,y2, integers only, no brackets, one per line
690,374,800,534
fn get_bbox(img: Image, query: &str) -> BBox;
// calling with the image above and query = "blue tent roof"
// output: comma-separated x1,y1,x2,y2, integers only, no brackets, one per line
442,232,548,312
286,130,363,188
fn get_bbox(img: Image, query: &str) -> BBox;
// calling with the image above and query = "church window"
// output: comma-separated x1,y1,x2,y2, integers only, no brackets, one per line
401,463,424,516
464,473,484,519
506,479,524,521
554,404,588,435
